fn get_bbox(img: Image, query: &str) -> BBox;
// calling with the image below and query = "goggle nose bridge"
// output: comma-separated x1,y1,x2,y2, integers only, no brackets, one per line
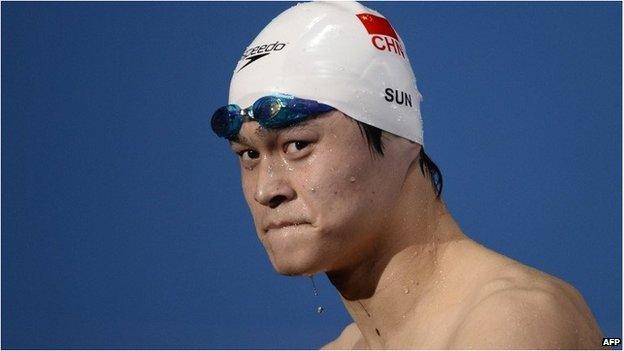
240,106,255,121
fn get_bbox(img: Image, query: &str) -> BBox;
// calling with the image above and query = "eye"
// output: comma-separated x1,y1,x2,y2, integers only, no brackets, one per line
284,141,310,154
236,149,260,161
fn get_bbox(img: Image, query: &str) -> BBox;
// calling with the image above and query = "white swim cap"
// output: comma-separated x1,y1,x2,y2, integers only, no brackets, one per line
228,1,424,146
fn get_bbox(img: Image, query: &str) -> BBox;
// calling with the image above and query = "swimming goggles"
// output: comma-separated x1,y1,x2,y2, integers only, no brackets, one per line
210,93,334,140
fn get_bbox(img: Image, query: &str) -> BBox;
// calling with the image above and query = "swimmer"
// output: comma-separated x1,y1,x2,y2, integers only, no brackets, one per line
210,2,606,349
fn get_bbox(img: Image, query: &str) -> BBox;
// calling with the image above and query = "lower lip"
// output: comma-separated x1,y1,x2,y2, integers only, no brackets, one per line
266,223,311,233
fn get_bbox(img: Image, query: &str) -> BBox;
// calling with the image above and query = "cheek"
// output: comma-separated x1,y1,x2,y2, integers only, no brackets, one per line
240,171,266,230
240,172,255,205
303,153,382,227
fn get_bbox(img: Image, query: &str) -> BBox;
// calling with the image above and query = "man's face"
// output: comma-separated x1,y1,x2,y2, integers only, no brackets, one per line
229,110,416,276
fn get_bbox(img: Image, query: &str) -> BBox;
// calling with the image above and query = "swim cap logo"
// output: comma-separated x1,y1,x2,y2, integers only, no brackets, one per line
356,13,405,59
237,41,287,72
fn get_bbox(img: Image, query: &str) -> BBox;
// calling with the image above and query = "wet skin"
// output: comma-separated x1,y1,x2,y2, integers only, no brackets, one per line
229,110,606,349
229,109,420,277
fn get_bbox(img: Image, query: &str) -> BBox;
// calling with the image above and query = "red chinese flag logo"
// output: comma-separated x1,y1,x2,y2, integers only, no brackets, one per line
356,13,398,40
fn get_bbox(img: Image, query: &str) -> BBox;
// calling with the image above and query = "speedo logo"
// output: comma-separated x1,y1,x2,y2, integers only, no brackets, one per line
237,41,287,72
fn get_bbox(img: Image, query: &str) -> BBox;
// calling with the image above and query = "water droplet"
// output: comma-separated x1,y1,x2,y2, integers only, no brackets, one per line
404,287,410,294
309,275,319,296
317,306,325,314
310,187,316,193
349,176,356,183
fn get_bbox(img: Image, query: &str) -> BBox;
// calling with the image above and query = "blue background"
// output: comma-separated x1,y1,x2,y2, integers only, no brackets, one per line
3,1,621,349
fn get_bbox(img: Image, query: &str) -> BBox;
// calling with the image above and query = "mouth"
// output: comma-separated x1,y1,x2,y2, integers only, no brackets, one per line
264,221,311,233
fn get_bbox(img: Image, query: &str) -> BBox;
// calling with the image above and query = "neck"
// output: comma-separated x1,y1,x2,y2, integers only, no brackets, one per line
325,175,468,348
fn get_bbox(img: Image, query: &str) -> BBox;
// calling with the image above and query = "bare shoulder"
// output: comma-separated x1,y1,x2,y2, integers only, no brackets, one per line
447,261,606,349
320,322,362,350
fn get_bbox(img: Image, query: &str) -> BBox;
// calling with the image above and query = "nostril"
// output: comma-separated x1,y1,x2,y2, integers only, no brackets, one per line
269,195,287,209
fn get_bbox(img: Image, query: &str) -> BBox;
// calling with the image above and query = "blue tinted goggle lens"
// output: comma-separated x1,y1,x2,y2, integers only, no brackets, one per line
252,98,285,127
210,95,334,139
211,105,244,139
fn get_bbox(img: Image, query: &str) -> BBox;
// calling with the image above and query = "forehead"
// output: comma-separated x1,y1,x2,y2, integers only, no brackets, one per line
230,111,346,147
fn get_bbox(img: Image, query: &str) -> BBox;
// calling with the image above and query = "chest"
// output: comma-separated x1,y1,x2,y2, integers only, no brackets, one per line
392,281,492,349
352,299,474,349
397,304,468,348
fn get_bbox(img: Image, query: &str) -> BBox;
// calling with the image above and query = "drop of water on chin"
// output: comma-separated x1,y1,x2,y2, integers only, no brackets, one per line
310,187,316,193
404,287,410,294
349,176,356,183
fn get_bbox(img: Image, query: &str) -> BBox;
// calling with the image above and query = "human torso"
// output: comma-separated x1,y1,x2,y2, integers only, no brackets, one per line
333,240,603,349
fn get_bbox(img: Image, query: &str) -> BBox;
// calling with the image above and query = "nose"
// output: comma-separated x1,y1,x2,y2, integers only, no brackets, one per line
254,158,296,209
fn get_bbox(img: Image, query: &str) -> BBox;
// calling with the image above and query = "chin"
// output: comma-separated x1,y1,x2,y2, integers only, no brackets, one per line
267,251,328,277
259,224,331,276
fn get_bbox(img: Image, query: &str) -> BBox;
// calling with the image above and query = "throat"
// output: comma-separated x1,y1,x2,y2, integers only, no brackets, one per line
326,242,443,348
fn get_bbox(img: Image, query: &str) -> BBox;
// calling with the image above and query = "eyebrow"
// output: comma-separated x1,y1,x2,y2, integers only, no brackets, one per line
229,119,318,148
